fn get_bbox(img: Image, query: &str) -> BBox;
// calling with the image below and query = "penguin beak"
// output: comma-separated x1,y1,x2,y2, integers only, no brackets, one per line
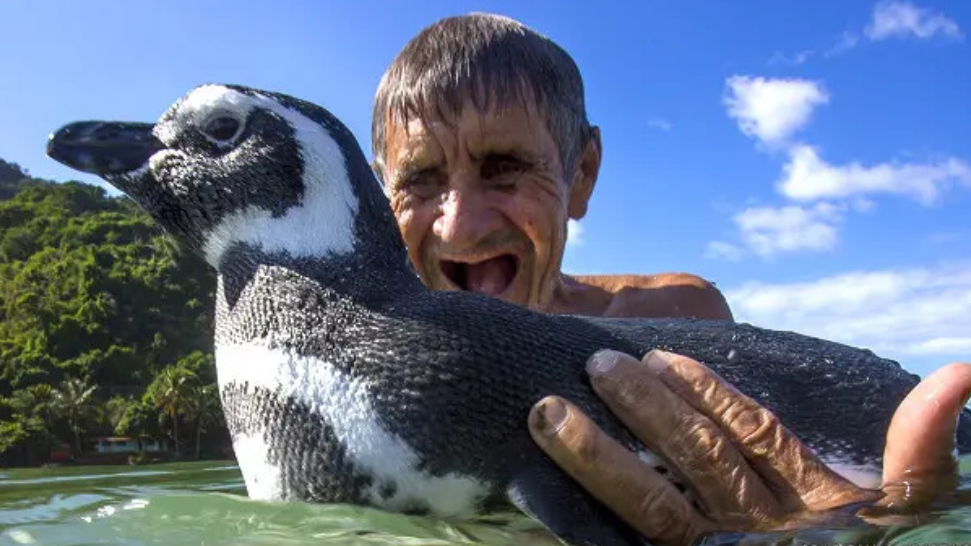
47,121,164,176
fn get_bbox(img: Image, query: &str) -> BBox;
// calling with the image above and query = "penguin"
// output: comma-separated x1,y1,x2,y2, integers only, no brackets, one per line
47,83,971,546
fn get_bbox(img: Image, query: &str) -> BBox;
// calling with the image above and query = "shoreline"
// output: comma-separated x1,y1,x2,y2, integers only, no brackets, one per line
2,452,234,471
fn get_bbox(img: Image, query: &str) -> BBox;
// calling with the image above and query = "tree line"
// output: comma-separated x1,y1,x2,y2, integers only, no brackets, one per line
0,158,231,466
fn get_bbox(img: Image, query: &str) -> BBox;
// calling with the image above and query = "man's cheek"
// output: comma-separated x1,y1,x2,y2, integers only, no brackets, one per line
517,216,557,297
519,209,558,257
533,220,566,290
392,206,424,244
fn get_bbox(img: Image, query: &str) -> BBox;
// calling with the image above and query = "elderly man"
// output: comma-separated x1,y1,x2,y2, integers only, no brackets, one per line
369,12,971,546
370,14,731,322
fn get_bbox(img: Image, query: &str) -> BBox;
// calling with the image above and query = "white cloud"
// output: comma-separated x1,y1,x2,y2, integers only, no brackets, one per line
778,144,971,205
724,76,829,147
907,337,971,356
823,2,961,57
850,198,877,213
713,65,971,262
768,49,815,66
566,219,585,248
704,241,746,262
725,262,971,371
732,203,844,257
826,31,863,56
648,117,673,132
865,1,963,41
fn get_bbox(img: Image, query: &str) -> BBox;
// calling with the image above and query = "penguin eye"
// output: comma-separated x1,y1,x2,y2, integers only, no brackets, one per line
202,115,242,143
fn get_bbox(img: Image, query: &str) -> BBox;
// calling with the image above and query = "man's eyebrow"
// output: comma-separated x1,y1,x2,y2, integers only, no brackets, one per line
472,133,544,159
389,157,438,187
474,145,542,166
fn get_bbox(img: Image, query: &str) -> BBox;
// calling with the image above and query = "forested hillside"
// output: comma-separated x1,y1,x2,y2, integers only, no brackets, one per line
0,158,229,466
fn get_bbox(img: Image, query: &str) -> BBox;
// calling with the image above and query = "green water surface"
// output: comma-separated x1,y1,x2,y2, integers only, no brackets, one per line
1,460,970,546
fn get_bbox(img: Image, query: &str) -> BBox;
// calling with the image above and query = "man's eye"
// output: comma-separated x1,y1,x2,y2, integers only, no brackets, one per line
399,170,443,199
481,155,526,183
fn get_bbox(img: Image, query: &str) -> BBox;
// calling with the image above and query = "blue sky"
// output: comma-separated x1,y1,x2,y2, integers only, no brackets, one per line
1,0,968,377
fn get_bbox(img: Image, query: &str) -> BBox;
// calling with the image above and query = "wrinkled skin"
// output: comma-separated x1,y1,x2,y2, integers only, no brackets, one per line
529,350,971,546
382,98,586,309
380,100,731,320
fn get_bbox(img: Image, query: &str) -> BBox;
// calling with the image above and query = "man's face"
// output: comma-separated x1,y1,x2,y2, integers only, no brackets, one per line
381,99,588,309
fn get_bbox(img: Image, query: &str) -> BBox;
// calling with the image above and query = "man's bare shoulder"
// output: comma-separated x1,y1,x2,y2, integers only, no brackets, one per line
567,272,734,321
570,272,717,292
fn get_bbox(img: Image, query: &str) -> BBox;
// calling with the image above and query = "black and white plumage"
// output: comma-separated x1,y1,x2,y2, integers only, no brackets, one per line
47,84,971,546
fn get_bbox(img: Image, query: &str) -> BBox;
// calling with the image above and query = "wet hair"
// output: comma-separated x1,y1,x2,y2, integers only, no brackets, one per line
371,12,593,180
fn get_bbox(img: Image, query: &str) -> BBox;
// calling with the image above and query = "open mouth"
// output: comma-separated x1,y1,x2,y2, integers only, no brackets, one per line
439,254,519,296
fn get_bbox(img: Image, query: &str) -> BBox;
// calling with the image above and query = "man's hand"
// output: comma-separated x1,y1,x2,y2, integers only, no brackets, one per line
878,361,971,509
527,349,971,546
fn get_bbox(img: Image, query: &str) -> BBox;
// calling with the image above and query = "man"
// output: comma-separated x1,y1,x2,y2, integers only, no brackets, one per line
370,13,730,322
369,12,971,546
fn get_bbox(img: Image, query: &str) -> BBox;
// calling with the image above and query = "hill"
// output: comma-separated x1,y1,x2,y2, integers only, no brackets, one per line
0,158,228,466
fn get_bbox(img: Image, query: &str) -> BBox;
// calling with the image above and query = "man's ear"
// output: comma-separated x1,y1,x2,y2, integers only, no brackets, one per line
568,126,601,220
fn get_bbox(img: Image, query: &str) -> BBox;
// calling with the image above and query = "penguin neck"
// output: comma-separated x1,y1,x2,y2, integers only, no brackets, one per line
215,240,424,311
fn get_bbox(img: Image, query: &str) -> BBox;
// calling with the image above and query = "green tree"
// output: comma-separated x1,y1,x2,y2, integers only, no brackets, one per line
115,399,162,440
186,383,221,460
0,156,225,465
101,395,132,435
0,384,55,464
147,365,198,458
51,377,97,458
0,421,28,459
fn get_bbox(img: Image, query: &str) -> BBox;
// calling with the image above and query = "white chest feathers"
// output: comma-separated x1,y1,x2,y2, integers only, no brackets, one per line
215,342,490,517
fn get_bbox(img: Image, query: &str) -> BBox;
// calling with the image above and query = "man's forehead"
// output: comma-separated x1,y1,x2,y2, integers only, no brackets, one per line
383,99,552,159
383,115,438,169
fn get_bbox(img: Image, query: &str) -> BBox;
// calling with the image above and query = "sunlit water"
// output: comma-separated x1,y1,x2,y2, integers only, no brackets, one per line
1,459,970,546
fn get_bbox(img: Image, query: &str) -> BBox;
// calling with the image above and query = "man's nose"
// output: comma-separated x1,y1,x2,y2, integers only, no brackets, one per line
433,186,504,250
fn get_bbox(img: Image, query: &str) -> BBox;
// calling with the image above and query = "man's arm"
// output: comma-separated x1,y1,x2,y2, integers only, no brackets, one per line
569,273,734,320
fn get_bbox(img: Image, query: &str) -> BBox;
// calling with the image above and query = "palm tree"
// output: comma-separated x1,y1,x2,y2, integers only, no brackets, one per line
102,395,133,443
52,377,97,458
186,383,220,460
147,365,198,458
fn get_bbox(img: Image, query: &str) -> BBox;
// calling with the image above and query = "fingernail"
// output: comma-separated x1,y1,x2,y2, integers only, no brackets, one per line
532,397,569,437
645,350,672,374
586,349,622,377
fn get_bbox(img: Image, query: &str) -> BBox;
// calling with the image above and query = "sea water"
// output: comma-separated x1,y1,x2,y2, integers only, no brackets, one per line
1,459,970,546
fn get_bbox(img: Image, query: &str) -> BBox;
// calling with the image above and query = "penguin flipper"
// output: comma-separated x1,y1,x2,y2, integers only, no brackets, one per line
507,463,649,546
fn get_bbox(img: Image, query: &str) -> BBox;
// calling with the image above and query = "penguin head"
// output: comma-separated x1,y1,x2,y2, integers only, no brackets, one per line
47,84,402,270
